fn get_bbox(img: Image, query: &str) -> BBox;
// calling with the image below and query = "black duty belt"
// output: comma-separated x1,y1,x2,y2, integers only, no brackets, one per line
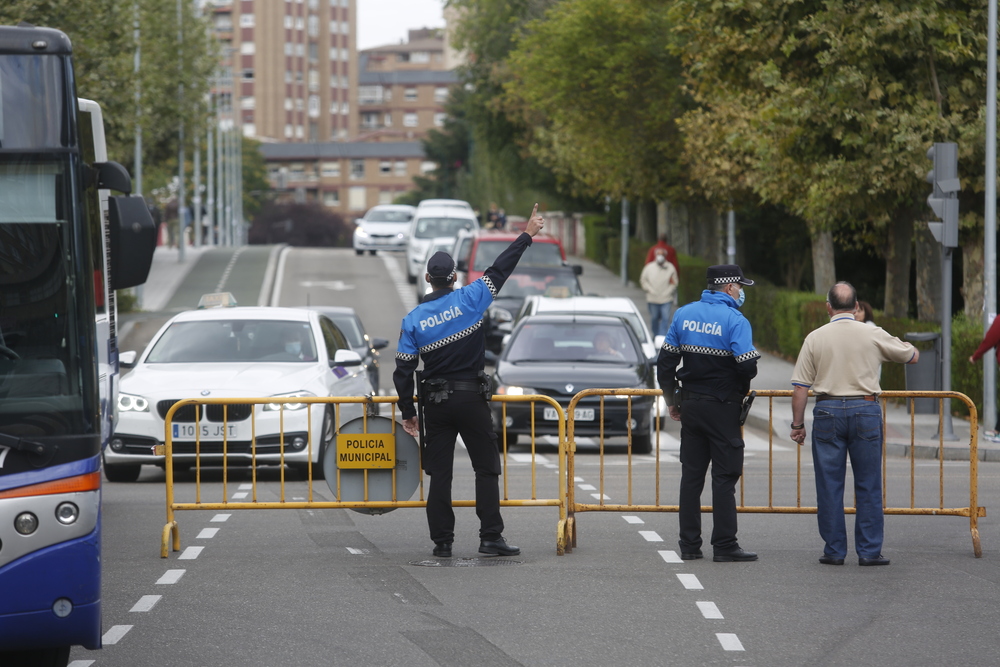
815,394,877,402
681,390,742,404
449,380,481,393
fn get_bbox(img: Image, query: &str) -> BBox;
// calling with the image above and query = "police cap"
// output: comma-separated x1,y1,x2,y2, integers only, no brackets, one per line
427,251,457,280
707,264,754,286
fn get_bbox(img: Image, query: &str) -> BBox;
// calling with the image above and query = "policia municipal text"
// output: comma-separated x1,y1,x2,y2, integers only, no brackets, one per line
657,264,761,563
393,205,546,558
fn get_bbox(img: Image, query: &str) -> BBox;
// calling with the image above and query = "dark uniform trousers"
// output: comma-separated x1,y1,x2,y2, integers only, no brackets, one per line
678,398,745,552
422,389,504,544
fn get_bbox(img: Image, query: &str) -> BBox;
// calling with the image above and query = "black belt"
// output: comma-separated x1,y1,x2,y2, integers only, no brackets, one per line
815,394,876,402
450,380,480,393
681,390,742,403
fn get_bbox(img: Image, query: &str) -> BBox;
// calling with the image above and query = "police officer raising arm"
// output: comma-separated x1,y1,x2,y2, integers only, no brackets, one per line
657,265,760,562
393,205,545,558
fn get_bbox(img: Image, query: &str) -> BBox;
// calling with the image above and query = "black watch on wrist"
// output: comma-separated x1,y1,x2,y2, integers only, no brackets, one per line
790,422,804,430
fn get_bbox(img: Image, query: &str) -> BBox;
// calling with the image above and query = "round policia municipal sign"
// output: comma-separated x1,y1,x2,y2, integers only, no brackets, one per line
324,415,420,514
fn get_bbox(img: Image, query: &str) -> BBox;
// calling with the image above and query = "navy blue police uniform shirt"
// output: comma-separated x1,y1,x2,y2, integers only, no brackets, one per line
393,233,533,420
657,289,760,404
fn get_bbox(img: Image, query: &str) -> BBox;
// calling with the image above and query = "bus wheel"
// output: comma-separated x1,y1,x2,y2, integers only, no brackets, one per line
103,456,141,483
0,645,70,667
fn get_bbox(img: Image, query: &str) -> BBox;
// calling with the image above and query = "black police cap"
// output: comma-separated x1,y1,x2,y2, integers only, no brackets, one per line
427,251,457,280
707,264,754,286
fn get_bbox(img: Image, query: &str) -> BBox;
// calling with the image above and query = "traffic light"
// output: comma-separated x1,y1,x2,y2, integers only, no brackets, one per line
926,142,960,248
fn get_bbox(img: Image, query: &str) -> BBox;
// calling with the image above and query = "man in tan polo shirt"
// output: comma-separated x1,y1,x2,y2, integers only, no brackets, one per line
789,282,918,567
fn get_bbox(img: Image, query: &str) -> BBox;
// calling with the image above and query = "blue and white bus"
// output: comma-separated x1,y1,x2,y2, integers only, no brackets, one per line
0,25,156,665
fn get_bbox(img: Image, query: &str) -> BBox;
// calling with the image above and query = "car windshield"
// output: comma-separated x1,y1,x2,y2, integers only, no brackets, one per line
543,309,648,343
145,320,318,363
328,315,364,347
506,322,639,363
413,217,476,239
472,240,563,272
496,272,582,299
423,238,456,261
365,210,412,223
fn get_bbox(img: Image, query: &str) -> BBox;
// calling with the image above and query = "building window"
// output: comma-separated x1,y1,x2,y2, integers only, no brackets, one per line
341,21,349,34
361,112,380,129
329,47,338,60
240,14,255,27
434,112,447,127
350,159,364,179
340,48,350,62
309,42,318,62
295,125,304,138
308,95,320,118
384,112,392,127
296,71,303,82
307,16,318,36
295,17,304,30
284,42,293,56
321,162,341,177
378,190,393,205
308,0,319,10
329,20,338,33
341,0,349,7
434,87,449,103
379,161,391,175
241,96,256,109
309,122,318,141
404,88,417,101
394,161,407,176
215,15,232,31
243,124,256,137
397,52,410,63
412,51,430,64
240,42,255,55
403,112,418,127
421,161,436,174
295,98,304,111
285,98,293,110
286,70,293,83
285,125,294,138
284,16,293,29
308,70,319,91
341,102,349,115
324,190,340,207
348,186,366,210
296,43,305,57
242,69,254,80
358,85,384,104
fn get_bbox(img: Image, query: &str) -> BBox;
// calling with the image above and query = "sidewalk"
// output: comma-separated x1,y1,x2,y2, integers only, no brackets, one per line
572,254,998,462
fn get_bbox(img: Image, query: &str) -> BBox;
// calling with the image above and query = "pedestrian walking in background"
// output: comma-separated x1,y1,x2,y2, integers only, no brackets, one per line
789,282,919,567
657,264,760,563
970,316,1000,442
645,233,679,275
640,248,678,337
393,205,545,558
855,300,875,326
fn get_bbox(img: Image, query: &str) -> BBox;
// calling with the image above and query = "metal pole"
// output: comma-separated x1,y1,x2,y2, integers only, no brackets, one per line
133,1,144,308
207,82,215,247
620,197,629,285
216,85,225,247
193,139,201,248
177,0,185,261
727,208,736,264
941,248,958,440
984,0,998,433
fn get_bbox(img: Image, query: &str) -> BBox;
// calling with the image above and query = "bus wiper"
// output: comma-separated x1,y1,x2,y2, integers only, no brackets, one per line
0,432,57,467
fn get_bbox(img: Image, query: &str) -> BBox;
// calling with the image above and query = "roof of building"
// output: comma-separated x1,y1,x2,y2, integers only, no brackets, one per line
361,37,444,55
358,56,459,86
259,142,426,161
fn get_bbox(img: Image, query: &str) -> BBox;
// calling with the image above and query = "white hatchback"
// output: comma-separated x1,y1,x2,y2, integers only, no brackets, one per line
353,204,417,254
105,306,374,482
405,206,479,284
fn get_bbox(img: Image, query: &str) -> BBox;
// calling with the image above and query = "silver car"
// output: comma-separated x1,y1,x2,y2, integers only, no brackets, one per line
353,204,417,255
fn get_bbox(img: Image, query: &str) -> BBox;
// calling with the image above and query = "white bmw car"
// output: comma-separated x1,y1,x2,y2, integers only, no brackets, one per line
104,305,374,482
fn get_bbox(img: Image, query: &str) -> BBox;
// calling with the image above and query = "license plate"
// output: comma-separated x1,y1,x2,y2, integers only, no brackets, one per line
543,407,594,421
172,423,239,440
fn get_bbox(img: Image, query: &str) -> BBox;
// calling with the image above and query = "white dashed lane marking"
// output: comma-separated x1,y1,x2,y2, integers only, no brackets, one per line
717,633,745,651
622,515,644,524
347,547,370,555
102,625,133,645
129,595,162,613
238,484,253,490
676,574,703,590
578,483,596,491
589,493,610,500
211,513,231,522
156,569,186,585
232,491,248,499
658,550,682,563
697,601,724,619
68,661,95,667
178,546,204,560
197,528,219,539
639,531,663,542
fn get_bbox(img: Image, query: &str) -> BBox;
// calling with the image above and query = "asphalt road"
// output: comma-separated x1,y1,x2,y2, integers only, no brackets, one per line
71,246,1000,667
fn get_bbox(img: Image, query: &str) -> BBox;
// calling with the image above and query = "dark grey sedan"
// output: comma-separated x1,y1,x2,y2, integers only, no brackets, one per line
491,314,658,453
302,306,389,393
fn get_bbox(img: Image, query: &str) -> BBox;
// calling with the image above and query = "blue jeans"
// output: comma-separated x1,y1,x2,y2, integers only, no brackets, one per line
648,301,674,338
811,399,884,559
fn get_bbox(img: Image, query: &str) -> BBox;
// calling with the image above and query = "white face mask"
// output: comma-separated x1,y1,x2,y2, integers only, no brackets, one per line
656,256,666,265
285,341,302,355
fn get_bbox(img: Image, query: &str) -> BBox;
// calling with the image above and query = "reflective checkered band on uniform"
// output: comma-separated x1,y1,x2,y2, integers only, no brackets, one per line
662,342,681,353
712,276,741,284
482,275,498,298
735,350,761,364
680,344,732,357
419,320,482,354
395,351,417,362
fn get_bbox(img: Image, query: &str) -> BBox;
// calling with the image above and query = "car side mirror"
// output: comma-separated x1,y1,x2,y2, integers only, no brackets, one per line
501,334,511,348
371,337,389,351
572,265,583,276
456,259,468,272
497,322,512,334
120,350,138,368
332,349,363,367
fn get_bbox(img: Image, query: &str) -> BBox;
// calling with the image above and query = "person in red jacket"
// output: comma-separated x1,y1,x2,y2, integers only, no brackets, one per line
970,316,1000,441
645,234,679,275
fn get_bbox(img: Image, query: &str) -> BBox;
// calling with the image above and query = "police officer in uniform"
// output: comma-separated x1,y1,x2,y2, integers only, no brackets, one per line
394,205,545,558
657,264,760,562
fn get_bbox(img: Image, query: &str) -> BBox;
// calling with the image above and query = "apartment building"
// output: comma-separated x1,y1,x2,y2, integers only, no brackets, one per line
260,141,431,214
356,28,458,141
208,0,358,142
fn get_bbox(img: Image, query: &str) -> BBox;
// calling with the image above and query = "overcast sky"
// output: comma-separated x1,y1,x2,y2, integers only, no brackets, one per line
357,0,446,51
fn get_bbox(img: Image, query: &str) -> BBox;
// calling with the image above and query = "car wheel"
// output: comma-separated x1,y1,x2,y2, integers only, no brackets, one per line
355,249,364,256
406,270,417,284
368,250,378,255
631,408,656,455
0,645,70,667
300,407,335,481
103,455,141,483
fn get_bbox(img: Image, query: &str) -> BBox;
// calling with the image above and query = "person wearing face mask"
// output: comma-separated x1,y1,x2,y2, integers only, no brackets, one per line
640,248,679,337
656,264,759,563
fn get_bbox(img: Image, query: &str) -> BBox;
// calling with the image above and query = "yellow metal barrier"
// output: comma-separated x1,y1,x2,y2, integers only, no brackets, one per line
563,389,984,557
160,394,568,557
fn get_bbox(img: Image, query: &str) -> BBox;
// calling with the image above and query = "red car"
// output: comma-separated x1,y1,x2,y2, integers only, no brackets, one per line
456,230,568,283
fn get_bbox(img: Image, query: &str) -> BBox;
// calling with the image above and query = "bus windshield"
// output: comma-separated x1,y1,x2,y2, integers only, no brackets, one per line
0,54,67,149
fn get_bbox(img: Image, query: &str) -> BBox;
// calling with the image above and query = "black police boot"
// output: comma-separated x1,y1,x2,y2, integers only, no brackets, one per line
479,536,520,556
433,542,452,558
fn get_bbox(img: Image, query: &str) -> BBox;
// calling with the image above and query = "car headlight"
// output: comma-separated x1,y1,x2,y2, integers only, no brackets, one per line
263,391,316,412
496,385,537,396
118,393,149,412
355,228,369,238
